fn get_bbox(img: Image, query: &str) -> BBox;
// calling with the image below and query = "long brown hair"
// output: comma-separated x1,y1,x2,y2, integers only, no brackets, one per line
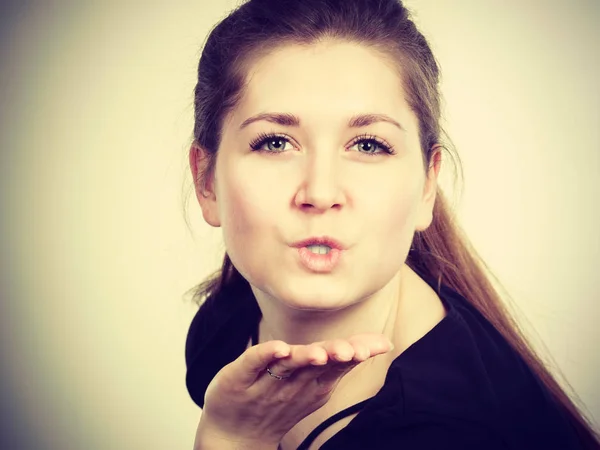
184,0,600,446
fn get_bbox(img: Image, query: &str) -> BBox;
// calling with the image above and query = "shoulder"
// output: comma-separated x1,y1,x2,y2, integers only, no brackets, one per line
381,280,582,449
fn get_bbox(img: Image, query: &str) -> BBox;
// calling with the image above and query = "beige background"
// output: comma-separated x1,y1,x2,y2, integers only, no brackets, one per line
1,0,598,448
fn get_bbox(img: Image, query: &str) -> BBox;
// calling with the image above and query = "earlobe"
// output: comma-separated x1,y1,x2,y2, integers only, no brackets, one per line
189,143,221,227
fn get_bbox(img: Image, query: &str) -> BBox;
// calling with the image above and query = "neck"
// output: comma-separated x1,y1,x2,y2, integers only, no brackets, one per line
252,266,407,347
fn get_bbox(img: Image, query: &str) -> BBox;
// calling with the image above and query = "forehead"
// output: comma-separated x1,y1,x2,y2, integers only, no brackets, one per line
229,41,413,131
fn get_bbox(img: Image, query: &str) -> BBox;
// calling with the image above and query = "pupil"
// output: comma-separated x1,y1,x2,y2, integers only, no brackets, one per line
268,139,284,151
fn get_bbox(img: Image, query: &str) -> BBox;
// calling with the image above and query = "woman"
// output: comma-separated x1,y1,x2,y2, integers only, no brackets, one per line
184,0,600,448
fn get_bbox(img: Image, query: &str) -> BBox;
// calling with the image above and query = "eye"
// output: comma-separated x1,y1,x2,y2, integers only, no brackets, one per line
249,133,294,153
349,134,396,156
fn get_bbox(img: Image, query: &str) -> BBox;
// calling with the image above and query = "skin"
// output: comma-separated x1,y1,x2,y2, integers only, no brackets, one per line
190,39,444,448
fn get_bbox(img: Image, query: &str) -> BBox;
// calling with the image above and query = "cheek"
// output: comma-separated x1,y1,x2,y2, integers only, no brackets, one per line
359,179,422,257
364,179,420,228
217,168,282,276
219,178,263,240
220,159,291,234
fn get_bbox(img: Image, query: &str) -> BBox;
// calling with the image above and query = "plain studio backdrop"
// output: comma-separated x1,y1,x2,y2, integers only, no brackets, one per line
0,0,598,448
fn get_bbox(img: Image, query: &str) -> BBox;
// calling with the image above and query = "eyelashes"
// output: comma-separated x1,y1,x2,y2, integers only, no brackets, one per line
248,132,397,157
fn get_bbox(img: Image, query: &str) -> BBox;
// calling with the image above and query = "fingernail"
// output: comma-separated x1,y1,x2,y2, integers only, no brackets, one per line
274,349,290,358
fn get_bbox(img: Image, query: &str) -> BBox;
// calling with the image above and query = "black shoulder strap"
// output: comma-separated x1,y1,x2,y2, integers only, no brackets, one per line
296,398,371,450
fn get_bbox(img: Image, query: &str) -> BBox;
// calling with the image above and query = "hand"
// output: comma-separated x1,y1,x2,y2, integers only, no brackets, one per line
197,333,394,447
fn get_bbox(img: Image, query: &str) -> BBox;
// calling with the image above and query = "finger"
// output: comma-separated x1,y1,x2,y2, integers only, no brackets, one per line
346,333,394,357
280,334,390,385
314,335,393,387
313,333,393,358
285,341,357,387
235,340,291,386
348,341,370,362
265,343,328,379
321,339,356,363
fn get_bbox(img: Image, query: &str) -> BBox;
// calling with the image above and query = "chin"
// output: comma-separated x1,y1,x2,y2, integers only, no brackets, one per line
268,279,364,312
245,264,379,312
282,297,353,312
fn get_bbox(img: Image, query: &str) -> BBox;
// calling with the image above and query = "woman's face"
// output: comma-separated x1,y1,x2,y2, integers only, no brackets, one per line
192,40,440,311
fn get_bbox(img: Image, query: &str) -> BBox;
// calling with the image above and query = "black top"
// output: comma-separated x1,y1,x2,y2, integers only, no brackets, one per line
185,269,584,449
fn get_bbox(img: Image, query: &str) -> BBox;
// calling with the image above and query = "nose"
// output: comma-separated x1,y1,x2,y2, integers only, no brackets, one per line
293,153,345,212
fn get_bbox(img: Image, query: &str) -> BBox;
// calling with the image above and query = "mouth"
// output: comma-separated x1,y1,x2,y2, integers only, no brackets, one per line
290,236,346,251
304,244,333,255
295,243,343,273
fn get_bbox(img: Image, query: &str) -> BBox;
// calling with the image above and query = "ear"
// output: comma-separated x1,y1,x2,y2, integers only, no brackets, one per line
189,142,221,227
414,146,442,232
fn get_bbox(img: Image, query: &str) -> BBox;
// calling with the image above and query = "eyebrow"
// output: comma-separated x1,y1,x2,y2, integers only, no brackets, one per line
239,112,405,131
